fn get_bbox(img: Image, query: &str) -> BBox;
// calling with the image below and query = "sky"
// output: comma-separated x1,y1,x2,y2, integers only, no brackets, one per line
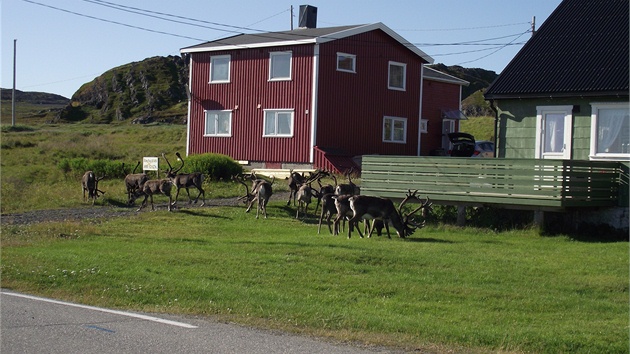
2,0,562,99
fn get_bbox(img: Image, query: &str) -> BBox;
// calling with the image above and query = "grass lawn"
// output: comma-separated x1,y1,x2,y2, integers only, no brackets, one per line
2,201,627,353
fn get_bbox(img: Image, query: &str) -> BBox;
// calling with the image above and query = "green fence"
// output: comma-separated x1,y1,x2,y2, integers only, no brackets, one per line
361,156,623,210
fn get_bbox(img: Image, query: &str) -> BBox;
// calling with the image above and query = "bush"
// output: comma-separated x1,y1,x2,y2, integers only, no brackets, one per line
57,158,125,179
183,153,242,181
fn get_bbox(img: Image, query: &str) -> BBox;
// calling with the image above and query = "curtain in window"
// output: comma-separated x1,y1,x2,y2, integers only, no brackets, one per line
544,113,564,153
597,108,627,153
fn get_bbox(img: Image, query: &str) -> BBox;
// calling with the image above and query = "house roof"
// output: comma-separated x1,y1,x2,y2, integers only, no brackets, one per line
181,23,434,64
423,66,469,86
485,0,629,99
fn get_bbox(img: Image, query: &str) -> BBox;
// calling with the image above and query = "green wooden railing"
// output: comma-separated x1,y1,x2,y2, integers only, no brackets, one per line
361,156,624,210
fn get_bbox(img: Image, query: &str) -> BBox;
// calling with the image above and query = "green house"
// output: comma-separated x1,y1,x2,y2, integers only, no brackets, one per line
484,0,629,162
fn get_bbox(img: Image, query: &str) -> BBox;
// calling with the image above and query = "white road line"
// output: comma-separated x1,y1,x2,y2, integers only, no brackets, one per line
1,291,198,329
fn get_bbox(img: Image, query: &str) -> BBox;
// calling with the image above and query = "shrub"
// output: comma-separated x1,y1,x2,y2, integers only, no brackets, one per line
58,158,125,179
183,153,243,181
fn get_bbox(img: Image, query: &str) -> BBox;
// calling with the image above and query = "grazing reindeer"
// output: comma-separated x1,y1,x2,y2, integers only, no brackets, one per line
335,167,360,196
82,171,105,205
314,172,336,215
346,191,430,239
163,152,206,206
132,178,174,212
235,173,274,219
331,194,354,236
286,169,307,206
295,183,319,219
123,161,148,205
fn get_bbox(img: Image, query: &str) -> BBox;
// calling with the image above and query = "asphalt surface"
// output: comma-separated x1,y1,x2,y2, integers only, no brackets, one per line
1,291,401,354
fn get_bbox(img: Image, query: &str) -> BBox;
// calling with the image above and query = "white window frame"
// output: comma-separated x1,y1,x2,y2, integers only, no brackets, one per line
535,105,573,159
269,51,292,81
209,55,230,83
388,61,406,91
204,110,232,137
383,116,407,143
263,109,294,137
336,52,356,73
589,102,630,160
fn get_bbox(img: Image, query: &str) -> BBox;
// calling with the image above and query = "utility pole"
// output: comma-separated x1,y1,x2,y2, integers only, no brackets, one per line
531,16,536,37
290,5,293,30
12,39,17,126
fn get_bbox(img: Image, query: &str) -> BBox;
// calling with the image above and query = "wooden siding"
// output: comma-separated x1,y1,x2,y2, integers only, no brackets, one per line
187,45,314,164
314,30,424,158
495,98,625,160
361,155,623,209
421,79,463,154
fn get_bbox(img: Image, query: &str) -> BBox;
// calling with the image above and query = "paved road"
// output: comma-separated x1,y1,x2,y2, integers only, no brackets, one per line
1,291,399,354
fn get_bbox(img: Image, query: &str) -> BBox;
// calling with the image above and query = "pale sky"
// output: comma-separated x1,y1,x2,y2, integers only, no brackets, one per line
2,0,562,98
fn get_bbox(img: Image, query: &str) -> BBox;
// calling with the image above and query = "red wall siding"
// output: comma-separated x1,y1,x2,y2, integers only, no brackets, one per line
315,30,424,157
188,45,314,164
421,79,462,154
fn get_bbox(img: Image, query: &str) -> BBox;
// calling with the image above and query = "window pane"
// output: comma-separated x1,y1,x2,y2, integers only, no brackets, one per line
271,53,291,79
211,57,229,82
544,113,565,153
337,55,355,71
393,120,405,141
277,113,291,135
264,112,276,135
389,64,404,88
383,119,392,141
597,108,630,153
206,112,217,135
218,113,230,134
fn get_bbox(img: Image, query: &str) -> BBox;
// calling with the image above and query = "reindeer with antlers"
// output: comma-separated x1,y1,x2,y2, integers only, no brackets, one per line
343,190,431,239
123,161,148,205
234,173,274,219
162,152,206,207
82,171,106,205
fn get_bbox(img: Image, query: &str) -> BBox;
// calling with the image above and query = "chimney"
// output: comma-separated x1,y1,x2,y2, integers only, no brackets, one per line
299,5,317,29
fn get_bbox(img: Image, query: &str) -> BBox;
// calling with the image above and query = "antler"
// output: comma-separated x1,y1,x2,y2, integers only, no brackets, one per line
174,152,185,174
398,189,419,215
403,196,432,228
233,174,252,203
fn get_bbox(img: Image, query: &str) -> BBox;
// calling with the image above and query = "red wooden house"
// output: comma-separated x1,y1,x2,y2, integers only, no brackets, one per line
180,12,467,173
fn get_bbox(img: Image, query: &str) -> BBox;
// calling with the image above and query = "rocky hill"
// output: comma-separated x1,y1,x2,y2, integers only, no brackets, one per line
56,55,189,124
1,89,69,104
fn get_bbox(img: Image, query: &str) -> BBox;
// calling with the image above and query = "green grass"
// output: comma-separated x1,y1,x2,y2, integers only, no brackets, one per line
1,122,628,353
460,115,495,141
1,208,627,353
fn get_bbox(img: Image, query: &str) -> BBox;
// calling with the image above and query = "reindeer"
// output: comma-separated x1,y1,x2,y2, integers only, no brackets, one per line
318,192,341,234
346,191,430,239
286,170,307,206
331,194,354,236
162,152,206,206
314,172,335,215
335,167,360,196
132,178,174,212
295,183,319,219
123,161,148,205
82,171,105,205
235,173,274,219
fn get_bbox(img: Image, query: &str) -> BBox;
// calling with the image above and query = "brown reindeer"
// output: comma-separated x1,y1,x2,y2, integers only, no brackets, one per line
123,161,148,205
163,152,206,206
132,179,174,212
346,191,430,239
235,173,274,219
82,171,105,205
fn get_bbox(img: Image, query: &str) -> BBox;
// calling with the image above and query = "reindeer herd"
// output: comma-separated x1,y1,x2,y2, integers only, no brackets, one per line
81,156,431,239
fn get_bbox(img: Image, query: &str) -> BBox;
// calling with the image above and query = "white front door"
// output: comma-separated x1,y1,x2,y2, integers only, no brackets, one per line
536,106,573,159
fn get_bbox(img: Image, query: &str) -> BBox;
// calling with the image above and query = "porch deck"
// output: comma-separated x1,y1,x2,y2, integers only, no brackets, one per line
360,156,626,211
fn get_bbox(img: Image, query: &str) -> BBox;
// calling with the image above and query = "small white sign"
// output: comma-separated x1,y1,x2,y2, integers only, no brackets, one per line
143,157,159,171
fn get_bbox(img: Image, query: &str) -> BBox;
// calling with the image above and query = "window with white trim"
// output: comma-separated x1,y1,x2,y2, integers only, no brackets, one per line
263,109,294,137
383,116,407,143
590,102,630,159
210,55,230,83
269,51,292,81
204,110,232,136
388,61,406,91
336,52,356,73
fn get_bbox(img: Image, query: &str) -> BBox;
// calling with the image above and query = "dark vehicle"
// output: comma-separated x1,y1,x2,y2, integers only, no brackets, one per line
448,132,476,157
448,133,495,157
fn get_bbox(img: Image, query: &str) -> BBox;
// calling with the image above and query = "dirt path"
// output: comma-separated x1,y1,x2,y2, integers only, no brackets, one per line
1,192,292,226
